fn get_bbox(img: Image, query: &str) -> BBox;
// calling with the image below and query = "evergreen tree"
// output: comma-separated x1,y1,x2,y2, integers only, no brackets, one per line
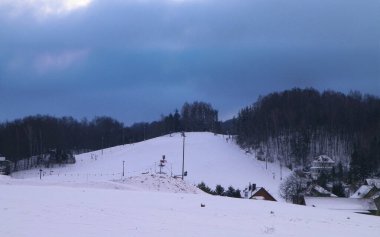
215,184,225,196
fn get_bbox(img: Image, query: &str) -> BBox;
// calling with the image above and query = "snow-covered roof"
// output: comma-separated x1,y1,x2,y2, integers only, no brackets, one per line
307,184,337,197
313,155,335,164
304,197,378,212
366,179,380,189
350,185,375,199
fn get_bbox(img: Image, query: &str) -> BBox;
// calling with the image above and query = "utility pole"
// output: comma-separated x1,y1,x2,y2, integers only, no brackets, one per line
122,160,125,177
181,132,186,180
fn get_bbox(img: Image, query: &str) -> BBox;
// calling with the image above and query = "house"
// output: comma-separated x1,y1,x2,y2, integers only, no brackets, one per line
350,184,380,215
0,155,11,175
310,155,335,180
350,185,379,199
250,187,277,201
305,184,337,197
304,197,378,215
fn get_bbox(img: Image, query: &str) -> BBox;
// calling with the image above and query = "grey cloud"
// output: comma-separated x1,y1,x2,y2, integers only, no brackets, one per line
0,0,379,123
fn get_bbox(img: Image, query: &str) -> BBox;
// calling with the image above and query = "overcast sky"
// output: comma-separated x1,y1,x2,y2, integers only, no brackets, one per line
1,0,379,124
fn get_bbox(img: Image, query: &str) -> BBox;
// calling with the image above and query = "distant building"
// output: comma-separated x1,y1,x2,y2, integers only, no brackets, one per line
250,187,277,201
310,155,335,180
0,155,11,175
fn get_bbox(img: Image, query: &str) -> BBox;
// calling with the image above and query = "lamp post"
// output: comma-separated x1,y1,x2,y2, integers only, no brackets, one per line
101,136,104,155
181,132,186,180
122,160,125,177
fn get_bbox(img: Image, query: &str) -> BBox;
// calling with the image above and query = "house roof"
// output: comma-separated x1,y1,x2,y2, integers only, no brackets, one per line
350,185,376,198
250,187,276,201
304,197,378,212
366,179,380,189
313,155,335,164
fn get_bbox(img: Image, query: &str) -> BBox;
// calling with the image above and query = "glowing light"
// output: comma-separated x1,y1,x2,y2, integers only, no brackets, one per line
0,0,93,18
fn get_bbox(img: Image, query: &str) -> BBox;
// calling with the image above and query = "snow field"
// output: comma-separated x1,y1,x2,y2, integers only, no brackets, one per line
1,182,379,237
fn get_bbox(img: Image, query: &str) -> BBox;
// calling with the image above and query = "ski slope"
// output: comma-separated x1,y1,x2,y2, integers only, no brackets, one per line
13,132,290,200
1,177,379,237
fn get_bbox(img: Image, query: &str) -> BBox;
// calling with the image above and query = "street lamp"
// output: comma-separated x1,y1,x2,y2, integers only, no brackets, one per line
122,160,125,177
101,136,104,155
181,132,186,180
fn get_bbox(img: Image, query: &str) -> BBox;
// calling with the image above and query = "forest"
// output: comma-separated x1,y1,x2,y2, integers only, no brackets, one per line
234,88,380,181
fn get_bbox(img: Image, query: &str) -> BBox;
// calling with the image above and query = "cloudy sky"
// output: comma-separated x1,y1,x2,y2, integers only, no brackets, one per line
1,0,379,124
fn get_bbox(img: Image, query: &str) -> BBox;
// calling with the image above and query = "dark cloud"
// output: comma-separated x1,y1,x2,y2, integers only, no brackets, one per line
1,0,379,124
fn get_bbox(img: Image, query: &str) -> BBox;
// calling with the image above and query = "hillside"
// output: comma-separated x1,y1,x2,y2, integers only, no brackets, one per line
12,132,290,200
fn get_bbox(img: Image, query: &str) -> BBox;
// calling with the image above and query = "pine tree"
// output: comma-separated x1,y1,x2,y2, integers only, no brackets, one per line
215,184,225,196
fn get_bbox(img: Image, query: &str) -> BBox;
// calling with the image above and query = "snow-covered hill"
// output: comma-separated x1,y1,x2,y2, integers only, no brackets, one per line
13,132,290,200
1,179,379,237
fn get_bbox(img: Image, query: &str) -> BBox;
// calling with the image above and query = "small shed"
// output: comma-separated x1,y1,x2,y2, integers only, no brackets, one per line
250,187,277,201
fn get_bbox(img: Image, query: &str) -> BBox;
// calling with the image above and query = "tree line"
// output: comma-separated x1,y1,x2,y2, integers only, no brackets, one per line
0,101,220,171
2,88,379,181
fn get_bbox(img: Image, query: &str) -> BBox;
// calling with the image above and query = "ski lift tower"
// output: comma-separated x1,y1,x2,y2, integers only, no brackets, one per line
158,155,167,174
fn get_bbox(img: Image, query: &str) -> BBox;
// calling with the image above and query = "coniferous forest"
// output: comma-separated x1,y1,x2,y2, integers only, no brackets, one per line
1,88,380,180
234,88,380,181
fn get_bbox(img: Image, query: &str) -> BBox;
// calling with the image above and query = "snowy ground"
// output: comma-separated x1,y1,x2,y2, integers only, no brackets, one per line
1,175,379,237
12,132,290,200
4,132,379,237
